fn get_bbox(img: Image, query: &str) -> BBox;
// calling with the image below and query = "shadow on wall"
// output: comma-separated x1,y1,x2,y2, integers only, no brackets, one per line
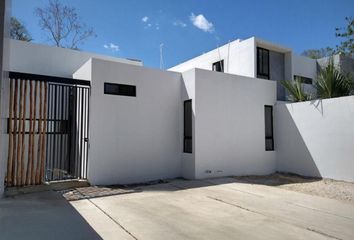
275,103,322,178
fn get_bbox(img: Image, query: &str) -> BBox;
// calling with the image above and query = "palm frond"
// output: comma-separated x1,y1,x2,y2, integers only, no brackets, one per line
281,78,309,102
315,58,353,98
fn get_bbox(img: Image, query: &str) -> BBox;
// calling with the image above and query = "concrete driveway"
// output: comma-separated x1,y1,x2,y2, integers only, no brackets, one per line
1,177,354,240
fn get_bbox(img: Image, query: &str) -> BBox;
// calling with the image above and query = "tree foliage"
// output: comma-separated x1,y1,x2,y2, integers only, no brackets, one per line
301,47,334,59
335,17,354,57
35,0,96,49
301,16,353,58
281,78,310,102
10,17,32,41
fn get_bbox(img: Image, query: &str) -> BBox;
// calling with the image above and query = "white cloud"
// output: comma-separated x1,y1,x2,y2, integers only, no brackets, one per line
103,43,120,52
189,13,214,33
142,16,149,22
173,20,187,28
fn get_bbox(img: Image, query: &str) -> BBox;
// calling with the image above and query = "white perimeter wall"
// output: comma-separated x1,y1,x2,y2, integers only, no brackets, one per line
275,96,354,182
0,0,10,197
181,69,196,179
9,40,142,78
169,38,256,78
193,69,277,179
75,58,182,185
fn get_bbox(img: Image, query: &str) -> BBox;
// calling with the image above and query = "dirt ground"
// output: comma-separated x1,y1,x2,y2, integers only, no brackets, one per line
234,173,354,204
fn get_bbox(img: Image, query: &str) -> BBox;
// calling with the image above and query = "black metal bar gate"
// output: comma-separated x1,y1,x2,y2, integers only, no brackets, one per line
45,82,90,181
6,72,90,186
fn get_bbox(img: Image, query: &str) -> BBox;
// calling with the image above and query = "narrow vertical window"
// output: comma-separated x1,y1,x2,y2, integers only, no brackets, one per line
264,105,274,151
184,100,192,153
257,47,270,79
212,60,224,72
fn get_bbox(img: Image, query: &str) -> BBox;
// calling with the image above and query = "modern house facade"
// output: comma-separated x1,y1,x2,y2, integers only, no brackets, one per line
1,36,354,196
169,37,318,101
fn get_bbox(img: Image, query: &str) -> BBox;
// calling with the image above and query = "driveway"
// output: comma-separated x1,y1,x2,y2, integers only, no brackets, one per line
1,177,354,240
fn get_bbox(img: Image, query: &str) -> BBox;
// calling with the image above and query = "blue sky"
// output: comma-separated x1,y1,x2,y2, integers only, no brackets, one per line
12,0,354,68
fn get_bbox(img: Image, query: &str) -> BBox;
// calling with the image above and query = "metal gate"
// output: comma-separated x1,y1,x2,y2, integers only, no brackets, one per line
5,72,90,187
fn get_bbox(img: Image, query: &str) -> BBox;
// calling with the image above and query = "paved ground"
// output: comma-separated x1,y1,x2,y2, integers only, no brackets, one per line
1,177,354,240
0,191,101,240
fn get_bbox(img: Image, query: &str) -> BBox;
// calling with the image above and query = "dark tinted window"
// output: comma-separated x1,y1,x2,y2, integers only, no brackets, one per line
184,100,192,153
104,83,136,97
257,47,270,79
294,75,312,85
212,60,224,72
264,105,274,151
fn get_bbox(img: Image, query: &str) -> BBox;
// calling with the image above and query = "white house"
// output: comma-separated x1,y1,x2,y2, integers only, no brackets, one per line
169,37,318,101
1,36,354,197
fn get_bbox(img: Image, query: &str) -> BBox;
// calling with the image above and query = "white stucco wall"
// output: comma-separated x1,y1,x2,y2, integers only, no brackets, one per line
180,69,196,179
9,40,142,78
169,38,256,78
275,96,354,182
193,69,277,179
292,54,317,80
76,58,182,185
0,0,10,197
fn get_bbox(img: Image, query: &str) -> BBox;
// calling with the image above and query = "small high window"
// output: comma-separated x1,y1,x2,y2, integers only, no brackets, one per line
294,75,312,85
212,60,224,72
104,83,136,97
264,105,274,151
257,47,270,79
184,100,192,153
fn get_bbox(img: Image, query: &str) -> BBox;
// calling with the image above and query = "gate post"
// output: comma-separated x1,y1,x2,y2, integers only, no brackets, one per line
0,0,10,198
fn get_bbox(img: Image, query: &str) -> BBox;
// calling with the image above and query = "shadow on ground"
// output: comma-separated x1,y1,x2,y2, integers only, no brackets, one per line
0,191,102,240
60,173,323,202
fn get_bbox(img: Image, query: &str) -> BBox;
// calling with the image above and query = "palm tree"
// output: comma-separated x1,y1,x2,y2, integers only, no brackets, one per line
281,77,310,102
315,59,353,99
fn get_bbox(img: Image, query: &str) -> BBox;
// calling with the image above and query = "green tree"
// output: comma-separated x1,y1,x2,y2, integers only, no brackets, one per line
315,59,353,99
10,17,32,41
281,78,310,102
301,47,334,59
335,17,354,56
35,0,96,49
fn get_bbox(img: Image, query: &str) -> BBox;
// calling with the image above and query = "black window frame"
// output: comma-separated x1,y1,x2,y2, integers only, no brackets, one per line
257,47,270,80
104,82,136,97
212,60,224,72
264,105,274,151
294,75,313,85
183,99,192,153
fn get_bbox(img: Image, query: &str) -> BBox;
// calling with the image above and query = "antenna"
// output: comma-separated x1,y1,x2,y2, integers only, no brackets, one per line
160,43,164,70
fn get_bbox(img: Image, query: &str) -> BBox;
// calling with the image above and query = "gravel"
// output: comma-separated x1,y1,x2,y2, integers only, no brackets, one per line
234,173,354,204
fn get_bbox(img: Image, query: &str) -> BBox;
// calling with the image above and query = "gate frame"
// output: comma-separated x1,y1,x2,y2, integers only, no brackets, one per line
5,71,91,186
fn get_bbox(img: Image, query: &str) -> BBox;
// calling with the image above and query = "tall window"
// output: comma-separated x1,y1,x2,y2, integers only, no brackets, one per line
184,100,192,153
257,47,269,79
264,105,274,151
212,60,224,72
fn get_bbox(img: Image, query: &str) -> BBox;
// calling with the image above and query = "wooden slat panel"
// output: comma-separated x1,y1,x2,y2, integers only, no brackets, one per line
35,81,43,184
26,80,33,185
6,79,14,186
12,79,18,186
40,82,48,181
20,80,27,186
31,80,38,184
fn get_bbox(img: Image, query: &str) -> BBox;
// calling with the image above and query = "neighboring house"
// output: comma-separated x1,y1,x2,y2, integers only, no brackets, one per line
1,37,353,196
169,37,318,101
